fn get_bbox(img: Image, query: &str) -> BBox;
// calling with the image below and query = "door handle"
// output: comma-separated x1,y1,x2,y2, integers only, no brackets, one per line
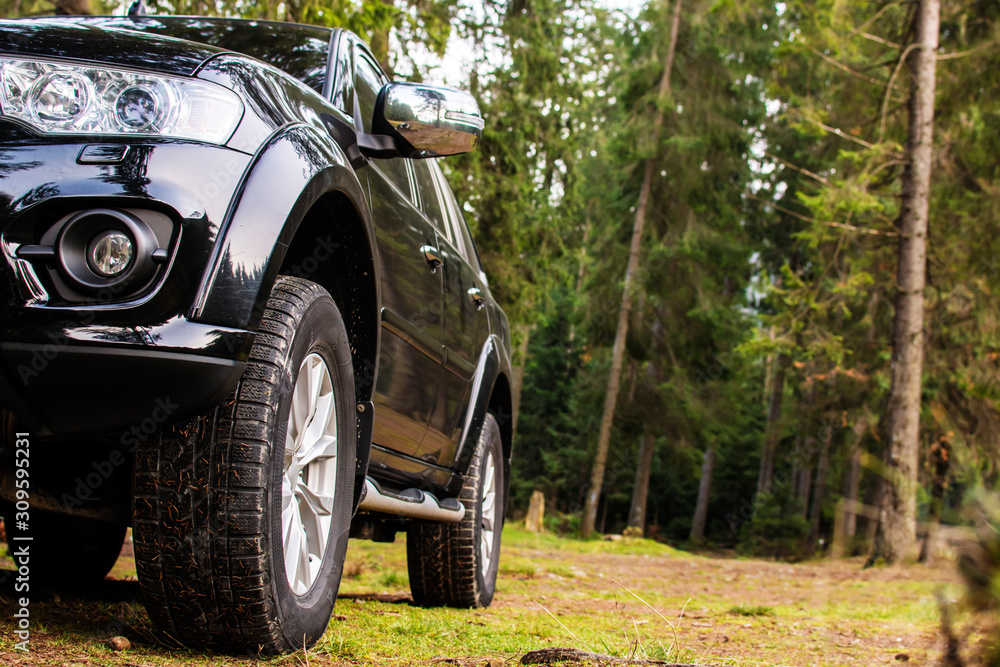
468,287,486,310
420,245,442,272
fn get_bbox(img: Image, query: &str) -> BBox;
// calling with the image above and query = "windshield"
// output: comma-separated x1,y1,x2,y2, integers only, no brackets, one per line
70,17,332,94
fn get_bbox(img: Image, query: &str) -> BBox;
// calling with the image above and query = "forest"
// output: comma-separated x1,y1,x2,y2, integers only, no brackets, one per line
4,0,999,657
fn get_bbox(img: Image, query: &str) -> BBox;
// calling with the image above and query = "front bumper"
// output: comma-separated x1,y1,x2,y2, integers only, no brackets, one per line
0,134,256,437
0,317,250,437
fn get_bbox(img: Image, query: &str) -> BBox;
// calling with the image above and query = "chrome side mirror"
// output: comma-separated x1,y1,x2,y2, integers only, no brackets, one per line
378,82,484,158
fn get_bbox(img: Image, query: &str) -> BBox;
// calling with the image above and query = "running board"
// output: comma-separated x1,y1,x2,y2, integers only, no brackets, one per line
357,478,465,523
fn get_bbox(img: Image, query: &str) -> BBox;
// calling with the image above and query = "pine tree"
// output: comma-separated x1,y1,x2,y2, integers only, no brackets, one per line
869,0,939,565
581,0,683,538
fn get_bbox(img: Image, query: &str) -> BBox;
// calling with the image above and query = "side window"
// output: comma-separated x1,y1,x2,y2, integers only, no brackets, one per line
354,51,381,134
412,160,452,243
355,51,412,198
432,162,481,269
330,36,353,114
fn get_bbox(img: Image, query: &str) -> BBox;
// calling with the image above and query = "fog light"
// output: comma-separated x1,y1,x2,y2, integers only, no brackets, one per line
89,231,133,277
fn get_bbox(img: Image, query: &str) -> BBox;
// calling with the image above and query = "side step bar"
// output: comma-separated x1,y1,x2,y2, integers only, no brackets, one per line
357,478,465,523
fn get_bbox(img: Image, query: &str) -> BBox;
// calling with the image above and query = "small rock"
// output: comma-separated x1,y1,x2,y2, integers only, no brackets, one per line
108,636,131,651
895,654,910,662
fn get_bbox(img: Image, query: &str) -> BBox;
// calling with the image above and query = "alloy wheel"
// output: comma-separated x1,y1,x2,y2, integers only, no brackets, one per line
282,352,339,596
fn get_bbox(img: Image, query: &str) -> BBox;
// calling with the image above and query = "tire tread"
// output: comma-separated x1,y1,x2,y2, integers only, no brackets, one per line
134,276,341,653
407,413,502,608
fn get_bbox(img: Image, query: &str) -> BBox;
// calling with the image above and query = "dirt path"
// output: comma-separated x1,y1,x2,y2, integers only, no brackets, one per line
0,527,962,666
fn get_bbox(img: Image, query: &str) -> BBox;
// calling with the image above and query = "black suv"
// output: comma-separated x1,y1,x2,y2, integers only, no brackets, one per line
0,15,513,654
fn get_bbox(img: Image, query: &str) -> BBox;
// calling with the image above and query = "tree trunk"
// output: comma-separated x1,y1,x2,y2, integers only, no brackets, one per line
628,423,657,532
843,416,868,544
862,474,883,549
844,445,862,539
797,466,812,519
581,0,683,537
763,327,776,407
576,222,589,296
525,491,546,533
756,354,787,497
628,317,664,532
690,447,715,543
599,486,609,534
370,28,393,76
869,0,939,565
919,436,951,563
510,325,531,437
806,425,832,556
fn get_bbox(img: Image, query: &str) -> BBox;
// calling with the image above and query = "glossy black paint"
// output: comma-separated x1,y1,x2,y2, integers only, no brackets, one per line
0,16,511,516
0,19,223,75
63,16,335,94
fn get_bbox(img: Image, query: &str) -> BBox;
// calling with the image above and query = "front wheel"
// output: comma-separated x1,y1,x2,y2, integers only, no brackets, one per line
407,412,505,608
133,276,356,654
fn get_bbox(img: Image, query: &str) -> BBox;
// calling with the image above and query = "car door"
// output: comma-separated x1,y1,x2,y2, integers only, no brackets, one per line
352,47,444,458
415,160,490,468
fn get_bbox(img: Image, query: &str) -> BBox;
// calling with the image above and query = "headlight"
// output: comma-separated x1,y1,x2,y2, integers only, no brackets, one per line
0,58,243,145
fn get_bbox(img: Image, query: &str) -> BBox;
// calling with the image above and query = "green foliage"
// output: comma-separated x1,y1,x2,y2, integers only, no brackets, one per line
739,482,808,560
735,0,1000,562
510,290,590,516
955,493,1000,664
0,0,116,17
728,604,775,617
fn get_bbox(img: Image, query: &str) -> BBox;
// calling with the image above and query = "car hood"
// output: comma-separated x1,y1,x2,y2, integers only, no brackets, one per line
0,18,226,77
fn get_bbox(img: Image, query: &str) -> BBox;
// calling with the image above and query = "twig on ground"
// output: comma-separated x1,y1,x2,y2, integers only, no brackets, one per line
532,599,595,655
612,579,688,661
520,647,701,665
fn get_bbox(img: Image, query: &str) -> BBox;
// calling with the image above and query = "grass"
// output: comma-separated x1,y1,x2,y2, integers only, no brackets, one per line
728,604,774,617
0,524,963,666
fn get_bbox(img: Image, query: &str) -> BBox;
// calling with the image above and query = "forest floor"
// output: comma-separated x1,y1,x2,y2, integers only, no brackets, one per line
0,525,972,666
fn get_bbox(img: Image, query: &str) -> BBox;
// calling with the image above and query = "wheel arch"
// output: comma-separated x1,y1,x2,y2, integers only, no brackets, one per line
275,191,379,511
450,335,513,509
275,191,379,404
193,124,380,402
487,371,513,468
486,370,513,518
192,124,380,504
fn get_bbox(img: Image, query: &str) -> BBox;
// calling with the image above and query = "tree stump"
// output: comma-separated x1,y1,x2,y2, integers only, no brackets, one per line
525,490,545,533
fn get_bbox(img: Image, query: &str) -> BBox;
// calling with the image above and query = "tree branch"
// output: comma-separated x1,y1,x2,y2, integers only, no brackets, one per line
746,192,898,237
800,116,880,151
938,40,998,60
764,151,832,187
859,31,902,49
852,1,903,35
879,43,920,143
807,45,887,87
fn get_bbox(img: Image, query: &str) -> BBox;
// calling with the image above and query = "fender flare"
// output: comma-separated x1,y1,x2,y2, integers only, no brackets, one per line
452,335,513,506
191,122,380,506
191,122,379,332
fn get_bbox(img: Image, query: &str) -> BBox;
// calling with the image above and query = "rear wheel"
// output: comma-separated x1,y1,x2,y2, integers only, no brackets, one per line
133,276,356,653
407,412,505,608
